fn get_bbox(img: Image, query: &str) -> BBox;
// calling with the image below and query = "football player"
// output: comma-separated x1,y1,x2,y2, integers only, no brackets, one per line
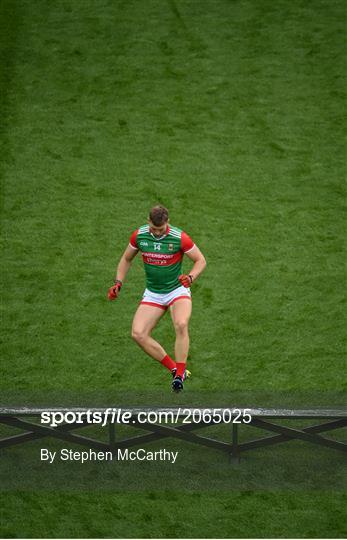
108,205,206,392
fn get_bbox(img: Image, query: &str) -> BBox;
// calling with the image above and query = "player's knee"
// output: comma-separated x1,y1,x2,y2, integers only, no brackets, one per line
174,319,189,334
131,328,148,344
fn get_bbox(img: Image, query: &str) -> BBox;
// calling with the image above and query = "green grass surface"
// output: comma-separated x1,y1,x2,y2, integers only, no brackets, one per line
0,0,346,537
1,491,346,539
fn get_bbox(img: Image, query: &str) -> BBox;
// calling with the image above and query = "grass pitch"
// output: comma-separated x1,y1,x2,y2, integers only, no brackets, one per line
0,0,346,537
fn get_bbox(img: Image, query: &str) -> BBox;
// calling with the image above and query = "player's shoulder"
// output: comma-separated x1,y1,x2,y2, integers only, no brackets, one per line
129,225,149,248
136,224,150,236
168,224,183,237
168,226,193,241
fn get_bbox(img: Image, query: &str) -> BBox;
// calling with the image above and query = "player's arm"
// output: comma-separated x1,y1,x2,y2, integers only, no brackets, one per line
114,244,138,283
108,233,139,300
178,232,206,287
183,245,206,284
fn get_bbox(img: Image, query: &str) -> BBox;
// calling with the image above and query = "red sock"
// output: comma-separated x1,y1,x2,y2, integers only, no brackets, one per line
176,362,186,378
160,354,176,372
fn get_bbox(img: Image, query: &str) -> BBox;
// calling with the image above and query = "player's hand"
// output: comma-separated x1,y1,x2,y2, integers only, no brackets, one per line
108,280,122,300
178,274,193,288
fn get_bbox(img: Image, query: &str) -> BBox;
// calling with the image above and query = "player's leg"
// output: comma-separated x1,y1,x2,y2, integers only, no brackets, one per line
169,298,192,390
170,298,192,363
131,304,175,370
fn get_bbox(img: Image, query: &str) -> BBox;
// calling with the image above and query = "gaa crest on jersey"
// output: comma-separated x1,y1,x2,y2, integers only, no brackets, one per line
168,243,174,251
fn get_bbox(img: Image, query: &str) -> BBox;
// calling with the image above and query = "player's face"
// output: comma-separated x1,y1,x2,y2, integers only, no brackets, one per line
148,220,168,238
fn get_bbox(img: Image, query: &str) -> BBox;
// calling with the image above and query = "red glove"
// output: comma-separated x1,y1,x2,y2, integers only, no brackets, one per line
178,274,193,288
108,280,122,300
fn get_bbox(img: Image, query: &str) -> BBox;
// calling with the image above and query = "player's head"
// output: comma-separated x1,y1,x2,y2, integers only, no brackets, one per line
148,205,169,237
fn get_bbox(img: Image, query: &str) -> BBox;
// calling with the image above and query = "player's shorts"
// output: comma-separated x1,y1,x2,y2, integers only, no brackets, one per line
140,285,191,310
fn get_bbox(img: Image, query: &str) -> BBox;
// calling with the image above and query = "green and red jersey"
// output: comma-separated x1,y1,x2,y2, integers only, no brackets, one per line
129,224,195,293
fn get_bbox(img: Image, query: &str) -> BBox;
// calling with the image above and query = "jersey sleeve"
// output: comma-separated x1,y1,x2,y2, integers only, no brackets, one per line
129,229,139,250
181,231,195,253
